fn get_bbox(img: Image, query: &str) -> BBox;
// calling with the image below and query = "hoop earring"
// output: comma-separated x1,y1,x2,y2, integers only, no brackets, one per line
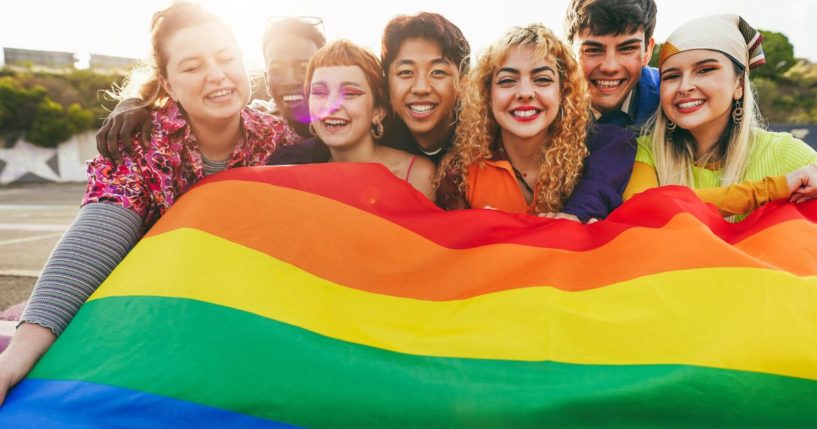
732,100,744,124
371,121,384,140
309,122,317,136
666,119,677,133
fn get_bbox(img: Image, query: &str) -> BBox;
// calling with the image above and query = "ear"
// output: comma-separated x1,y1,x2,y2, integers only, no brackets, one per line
373,105,387,124
642,37,656,67
734,75,745,100
159,75,176,102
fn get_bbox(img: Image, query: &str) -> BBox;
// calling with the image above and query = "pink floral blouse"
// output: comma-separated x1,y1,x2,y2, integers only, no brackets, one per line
82,99,299,233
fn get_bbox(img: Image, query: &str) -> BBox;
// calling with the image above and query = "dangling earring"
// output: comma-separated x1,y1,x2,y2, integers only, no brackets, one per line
309,122,318,136
732,100,744,124
371,121,384,139
666,119,677,132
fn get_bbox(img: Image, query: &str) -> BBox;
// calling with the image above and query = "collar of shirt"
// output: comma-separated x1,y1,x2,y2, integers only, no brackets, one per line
591,86,639,120
154,99,277,167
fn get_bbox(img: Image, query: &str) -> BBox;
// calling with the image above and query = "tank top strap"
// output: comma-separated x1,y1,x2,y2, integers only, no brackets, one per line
404,155,418,181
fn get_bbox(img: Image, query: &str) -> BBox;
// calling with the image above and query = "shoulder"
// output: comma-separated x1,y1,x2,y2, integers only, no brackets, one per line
241,106,298,144
640,66,660,86
750,129,817,169
586,123,636,151
634,134,656,166
409,154,436,177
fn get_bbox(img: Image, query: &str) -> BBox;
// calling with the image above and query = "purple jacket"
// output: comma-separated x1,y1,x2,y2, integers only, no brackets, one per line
561,123,636,221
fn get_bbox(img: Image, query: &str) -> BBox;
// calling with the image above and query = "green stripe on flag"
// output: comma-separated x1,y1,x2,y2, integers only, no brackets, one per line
31,296,817,428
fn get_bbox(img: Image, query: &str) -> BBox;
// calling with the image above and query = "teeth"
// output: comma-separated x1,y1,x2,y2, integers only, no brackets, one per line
512,109,538,118
323,119,348,126
678,100,704,109
409,104,434,113
207,89,231,99
282,94,304,102
595,79,623,88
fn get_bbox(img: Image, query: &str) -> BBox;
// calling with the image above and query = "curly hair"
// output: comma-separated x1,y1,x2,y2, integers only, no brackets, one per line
436,23,590,214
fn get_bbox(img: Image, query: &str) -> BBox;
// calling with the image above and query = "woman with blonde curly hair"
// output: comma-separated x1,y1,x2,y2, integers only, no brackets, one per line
436,24,635,222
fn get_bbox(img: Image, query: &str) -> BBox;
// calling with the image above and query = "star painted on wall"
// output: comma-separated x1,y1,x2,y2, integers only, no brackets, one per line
0,139,61,184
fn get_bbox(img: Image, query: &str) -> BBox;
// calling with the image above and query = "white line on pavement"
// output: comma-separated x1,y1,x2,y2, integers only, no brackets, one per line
0,269,40,277
0,205,77,210
0,232,63,247
0,223,69,232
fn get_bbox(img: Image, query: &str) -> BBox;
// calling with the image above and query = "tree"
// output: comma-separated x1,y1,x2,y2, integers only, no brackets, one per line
648,43,662,68
753,30,796,81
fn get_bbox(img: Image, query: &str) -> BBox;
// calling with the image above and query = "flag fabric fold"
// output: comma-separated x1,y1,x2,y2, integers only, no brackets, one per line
2,163,816,428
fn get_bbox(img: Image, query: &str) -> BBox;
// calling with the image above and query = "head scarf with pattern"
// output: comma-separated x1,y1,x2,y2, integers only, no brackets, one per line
659,14,765,70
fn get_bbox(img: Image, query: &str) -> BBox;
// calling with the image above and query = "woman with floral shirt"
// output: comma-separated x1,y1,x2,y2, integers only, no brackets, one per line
0,2,296,404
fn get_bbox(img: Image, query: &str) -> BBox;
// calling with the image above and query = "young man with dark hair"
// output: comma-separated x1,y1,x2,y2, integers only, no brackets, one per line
257,17,326,138
565,0,659,128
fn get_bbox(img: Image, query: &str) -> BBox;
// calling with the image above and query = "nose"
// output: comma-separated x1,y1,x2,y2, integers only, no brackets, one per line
321,91,343,116
205,61,227,82
598,51,620,74
283,66,299,85
678,74,695,95
411,74,431,95
516,78,534,101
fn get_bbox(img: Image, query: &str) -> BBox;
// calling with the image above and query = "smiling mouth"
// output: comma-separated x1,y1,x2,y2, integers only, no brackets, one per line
593,79,625,91
677,100,704,109
407,103,437,118
281,93,305,103
511,108,541,121
206,89,233,100
322,118,349,129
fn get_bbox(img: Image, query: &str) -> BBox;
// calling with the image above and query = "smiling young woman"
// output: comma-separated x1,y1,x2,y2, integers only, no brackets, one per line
435,24,636,222
379,13,471,164
0,2,298,405
304,40,437,201
624,14,817,217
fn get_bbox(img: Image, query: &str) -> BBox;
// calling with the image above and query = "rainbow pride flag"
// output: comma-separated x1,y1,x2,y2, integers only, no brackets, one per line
1,163,816,428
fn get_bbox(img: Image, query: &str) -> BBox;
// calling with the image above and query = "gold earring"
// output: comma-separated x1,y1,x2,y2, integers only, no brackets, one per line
371,121,384,139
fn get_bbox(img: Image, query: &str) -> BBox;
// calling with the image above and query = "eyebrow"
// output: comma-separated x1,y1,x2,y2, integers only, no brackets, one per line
178,47,232,64
580,38,642,48
497,67,519,75
311,81,365,89
394,57,451,67
496,65,554,75
661,58,721,75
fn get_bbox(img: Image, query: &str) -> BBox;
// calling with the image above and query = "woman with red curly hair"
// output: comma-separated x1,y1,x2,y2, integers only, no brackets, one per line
436,24,635,222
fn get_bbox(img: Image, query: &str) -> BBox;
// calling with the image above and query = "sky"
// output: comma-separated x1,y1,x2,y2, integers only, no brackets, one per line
2,0,816,71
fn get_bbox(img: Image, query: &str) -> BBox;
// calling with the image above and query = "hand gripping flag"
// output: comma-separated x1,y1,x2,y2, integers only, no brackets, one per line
2,163,816,428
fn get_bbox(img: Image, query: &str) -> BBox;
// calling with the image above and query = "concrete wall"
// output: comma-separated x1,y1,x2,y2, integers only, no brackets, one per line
0,132,97,185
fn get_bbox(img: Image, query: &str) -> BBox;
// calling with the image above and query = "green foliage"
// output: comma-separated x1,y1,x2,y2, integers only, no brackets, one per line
0,67,124,147
649,43,662,68
754,30,796,80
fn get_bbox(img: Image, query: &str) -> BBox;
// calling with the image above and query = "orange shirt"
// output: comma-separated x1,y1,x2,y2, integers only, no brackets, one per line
466,160,537,214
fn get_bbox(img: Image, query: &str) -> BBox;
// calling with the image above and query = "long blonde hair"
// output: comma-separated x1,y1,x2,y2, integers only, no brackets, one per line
650,66,762,186
436,24,589,214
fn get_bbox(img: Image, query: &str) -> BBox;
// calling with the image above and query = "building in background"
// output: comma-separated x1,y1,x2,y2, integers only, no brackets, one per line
89,53,138,74
3,47,76,71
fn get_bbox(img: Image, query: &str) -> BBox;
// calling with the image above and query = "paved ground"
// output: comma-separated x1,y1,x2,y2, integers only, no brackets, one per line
0,183,84,312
